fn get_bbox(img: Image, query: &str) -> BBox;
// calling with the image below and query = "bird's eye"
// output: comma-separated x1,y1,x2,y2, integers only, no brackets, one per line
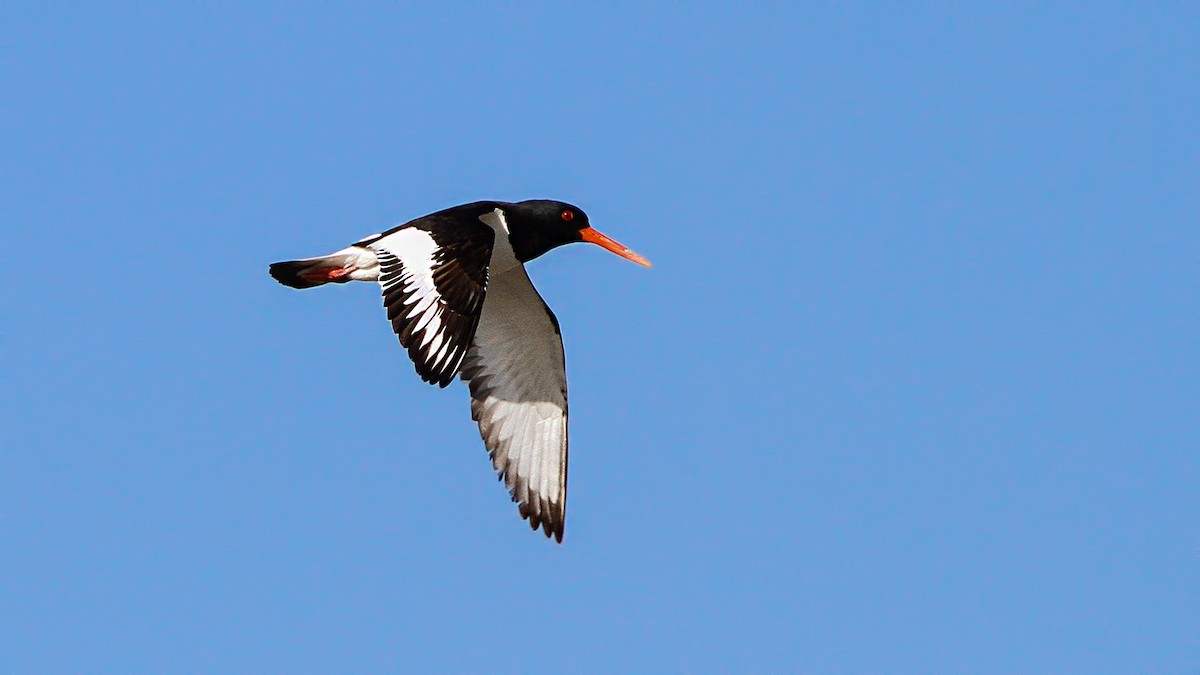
561,210,574,222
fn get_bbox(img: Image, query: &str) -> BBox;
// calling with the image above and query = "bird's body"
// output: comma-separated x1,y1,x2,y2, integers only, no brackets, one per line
269,200,649,542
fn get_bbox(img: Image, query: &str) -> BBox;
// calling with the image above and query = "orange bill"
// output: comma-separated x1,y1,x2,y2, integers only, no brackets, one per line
580,227,652,267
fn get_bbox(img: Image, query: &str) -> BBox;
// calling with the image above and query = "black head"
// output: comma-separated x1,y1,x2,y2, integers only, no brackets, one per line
504,200,651,266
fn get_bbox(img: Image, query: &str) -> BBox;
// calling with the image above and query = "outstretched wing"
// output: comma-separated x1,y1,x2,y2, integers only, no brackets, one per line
369,221,494,387
460,266,569,542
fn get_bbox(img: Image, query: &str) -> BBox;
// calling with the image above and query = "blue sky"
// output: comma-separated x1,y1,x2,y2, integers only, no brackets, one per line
3,3,1195,672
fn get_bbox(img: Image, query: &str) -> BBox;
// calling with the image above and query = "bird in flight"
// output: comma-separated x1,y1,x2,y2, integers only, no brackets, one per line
269,200,650,542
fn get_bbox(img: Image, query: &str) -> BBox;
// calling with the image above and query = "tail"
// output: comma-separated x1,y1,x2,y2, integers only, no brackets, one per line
269,247,378,289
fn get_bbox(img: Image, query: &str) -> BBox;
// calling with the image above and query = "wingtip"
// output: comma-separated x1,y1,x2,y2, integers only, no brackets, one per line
535,517,565,544
540,510,566,544
518,500,565,543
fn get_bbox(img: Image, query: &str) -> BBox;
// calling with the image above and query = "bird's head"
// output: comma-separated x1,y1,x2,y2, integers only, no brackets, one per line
506,200,651,267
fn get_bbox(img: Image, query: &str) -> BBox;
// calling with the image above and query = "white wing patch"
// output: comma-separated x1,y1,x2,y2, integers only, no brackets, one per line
460,266,569,541
372,227,490,387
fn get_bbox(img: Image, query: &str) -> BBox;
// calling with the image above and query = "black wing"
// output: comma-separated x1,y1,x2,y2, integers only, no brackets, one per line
369,218,494,387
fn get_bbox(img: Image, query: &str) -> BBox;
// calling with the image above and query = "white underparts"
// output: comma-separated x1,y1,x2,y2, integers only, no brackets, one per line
332,246,381,281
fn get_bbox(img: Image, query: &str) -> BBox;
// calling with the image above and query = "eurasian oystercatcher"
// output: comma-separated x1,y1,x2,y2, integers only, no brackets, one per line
269,200,650,542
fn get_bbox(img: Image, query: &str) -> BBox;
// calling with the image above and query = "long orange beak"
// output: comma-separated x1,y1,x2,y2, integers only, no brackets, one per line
579,227,652,267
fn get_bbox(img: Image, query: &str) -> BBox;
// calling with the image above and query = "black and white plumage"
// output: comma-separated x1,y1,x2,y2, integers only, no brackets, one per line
269,200,650,542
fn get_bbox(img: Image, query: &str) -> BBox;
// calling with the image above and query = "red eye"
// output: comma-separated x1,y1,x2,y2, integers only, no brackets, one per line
561,210,574,221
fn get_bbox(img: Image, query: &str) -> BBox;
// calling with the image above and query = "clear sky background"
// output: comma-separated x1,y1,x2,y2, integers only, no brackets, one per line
3,4,1195,672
